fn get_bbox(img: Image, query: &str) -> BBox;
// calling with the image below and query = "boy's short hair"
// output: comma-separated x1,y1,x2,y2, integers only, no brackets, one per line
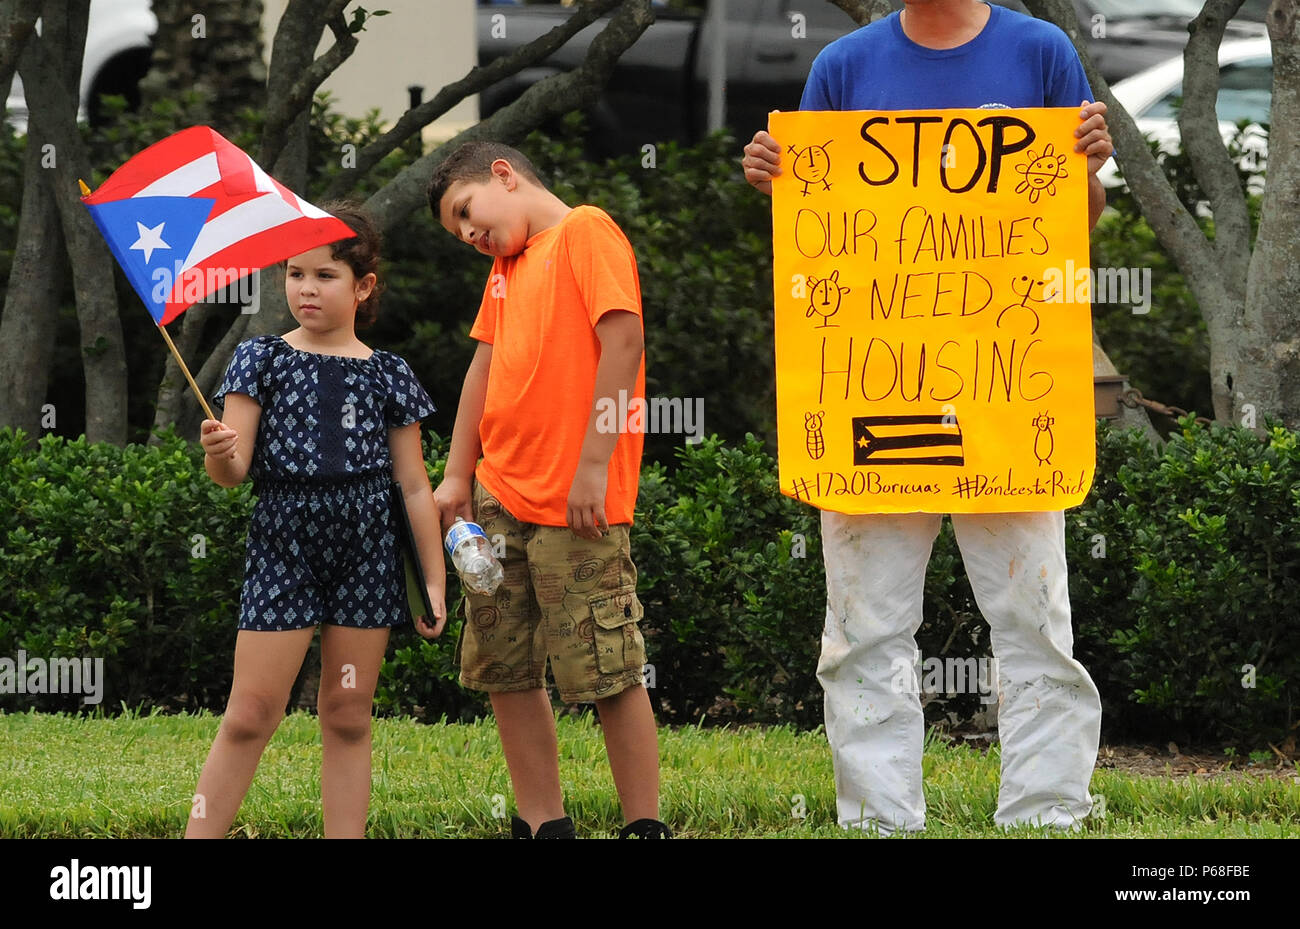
426,141,544,219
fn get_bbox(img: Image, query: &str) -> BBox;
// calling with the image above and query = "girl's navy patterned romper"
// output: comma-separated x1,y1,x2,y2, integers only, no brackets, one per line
213,335,436,632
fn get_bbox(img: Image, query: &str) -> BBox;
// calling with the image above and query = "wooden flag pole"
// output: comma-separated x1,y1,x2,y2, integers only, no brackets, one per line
156,322,217,422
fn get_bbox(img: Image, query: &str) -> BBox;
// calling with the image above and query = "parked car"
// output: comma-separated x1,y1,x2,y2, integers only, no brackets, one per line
1096,37,1270,192
478,0,858,155
1068,0,1263,84
4,0,155,131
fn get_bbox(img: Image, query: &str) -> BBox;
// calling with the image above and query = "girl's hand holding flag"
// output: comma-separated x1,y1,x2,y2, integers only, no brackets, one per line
199,419,238,461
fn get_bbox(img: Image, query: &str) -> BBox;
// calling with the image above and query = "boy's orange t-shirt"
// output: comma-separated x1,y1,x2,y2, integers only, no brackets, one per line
469,205,645,527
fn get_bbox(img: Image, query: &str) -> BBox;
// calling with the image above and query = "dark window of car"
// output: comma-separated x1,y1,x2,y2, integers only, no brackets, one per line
1235,0,1270,20
1143,56,1271,124
1216,57,1272,123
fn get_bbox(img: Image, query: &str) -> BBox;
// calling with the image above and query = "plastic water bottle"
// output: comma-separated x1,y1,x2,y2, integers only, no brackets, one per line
444,517,504,595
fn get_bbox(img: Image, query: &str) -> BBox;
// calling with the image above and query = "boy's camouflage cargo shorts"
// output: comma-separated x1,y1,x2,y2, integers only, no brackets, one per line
455,479,647,703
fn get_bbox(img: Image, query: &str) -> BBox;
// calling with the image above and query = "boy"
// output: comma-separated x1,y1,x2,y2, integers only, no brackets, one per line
742,0,1114,833
428,141,669,839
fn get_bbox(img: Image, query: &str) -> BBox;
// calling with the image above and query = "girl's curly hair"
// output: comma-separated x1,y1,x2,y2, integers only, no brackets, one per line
318,199,385,328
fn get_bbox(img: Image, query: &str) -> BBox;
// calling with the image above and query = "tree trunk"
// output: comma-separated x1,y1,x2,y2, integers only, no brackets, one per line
1235,2,1300,427
138,0,267,135
18,0,129,444
1175,0,1255,424
827,0,893,25
259,0,355,172
0,0,41,116
0,117,66,439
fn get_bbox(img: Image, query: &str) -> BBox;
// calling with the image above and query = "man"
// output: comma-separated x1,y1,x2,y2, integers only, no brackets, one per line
742,0,1114,833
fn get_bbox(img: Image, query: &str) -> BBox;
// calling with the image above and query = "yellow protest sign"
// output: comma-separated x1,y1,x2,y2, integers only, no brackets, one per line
771,108,1095,514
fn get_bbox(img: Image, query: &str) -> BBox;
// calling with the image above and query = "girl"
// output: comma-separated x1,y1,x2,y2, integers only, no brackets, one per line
189,202,446,839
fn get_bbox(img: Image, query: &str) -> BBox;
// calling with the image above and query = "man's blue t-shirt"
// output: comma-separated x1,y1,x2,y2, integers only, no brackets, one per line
800,4,1094,112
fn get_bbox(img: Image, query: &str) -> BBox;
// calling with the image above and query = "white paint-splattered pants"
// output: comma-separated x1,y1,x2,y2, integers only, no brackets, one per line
817,509,1101,833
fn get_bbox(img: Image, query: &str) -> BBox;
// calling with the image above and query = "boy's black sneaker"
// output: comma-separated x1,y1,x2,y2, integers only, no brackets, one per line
511,815,576,839
618,818,673,839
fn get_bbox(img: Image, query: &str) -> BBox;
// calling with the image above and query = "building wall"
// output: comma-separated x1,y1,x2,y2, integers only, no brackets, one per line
261,0,478,140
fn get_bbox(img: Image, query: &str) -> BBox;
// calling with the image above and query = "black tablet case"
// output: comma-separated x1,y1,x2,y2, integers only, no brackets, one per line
391,480,436,624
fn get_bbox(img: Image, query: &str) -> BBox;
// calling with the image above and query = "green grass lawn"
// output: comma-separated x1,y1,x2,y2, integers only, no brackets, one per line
2,709,1297,838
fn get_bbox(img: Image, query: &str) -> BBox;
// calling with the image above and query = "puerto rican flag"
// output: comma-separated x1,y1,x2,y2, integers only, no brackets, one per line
81,126,353,325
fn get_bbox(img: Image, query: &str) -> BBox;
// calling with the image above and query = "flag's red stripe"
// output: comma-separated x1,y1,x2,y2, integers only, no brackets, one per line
190,180,226,202
83,126,221,203
187,179,255,223
85,126,299,224
201,189,255,222
199,217,353,278
213,136,258,198
160,216,354,321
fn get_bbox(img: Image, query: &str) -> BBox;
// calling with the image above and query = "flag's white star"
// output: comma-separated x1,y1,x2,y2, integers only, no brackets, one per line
130,221,170,263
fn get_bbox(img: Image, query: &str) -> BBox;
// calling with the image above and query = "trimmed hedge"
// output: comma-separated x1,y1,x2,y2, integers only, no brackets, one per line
1067,419,1300,747
1,420,1296,747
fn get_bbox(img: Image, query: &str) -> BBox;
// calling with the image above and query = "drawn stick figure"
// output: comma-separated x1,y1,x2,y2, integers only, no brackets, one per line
805,411,825,460
997,274,1045,334
788,140,833,196
807,269,850,328
1032,411,1055,465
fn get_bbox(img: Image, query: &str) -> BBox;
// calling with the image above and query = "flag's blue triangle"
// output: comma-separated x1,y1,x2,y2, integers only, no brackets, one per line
84,196,215,323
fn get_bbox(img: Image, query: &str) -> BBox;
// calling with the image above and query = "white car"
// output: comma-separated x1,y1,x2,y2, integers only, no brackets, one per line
1098,37,1270,194
5,0,156,131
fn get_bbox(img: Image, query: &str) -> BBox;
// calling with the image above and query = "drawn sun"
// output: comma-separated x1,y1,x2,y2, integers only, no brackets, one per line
1014,144,1068,203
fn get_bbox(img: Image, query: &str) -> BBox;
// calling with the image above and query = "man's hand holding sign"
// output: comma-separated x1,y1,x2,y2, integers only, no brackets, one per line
757,105,1107,514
